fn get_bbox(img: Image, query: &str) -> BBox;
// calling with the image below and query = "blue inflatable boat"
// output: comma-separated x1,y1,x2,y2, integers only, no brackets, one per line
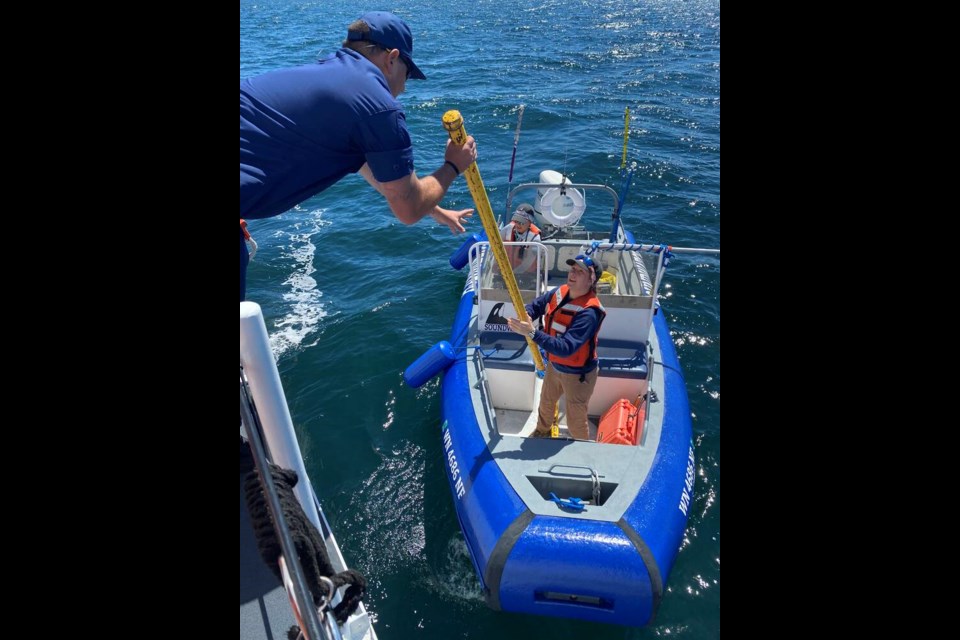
410,168,715,627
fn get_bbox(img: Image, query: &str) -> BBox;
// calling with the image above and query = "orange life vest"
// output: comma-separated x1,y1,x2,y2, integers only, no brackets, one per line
543,284,606,369
509,222,540,242
508,222,541,268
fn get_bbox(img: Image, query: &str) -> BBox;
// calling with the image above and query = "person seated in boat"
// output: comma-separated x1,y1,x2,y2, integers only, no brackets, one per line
506,254,605,440
499,203,541,273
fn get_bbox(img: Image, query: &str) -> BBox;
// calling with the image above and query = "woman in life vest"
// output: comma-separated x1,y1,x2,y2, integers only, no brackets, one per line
499,203,541,272
506,254,605,440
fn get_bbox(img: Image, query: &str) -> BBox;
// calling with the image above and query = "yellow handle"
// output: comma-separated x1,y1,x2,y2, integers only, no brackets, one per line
442,110,545,374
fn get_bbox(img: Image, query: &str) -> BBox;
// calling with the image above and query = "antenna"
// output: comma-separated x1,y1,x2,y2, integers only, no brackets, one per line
560,149,572,195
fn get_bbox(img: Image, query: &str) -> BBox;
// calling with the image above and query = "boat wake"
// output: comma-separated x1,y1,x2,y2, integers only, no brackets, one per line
420,537,485,604
269,209,330,357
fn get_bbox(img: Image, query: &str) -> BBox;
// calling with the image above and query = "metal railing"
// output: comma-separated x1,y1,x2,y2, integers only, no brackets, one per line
241,367,342,640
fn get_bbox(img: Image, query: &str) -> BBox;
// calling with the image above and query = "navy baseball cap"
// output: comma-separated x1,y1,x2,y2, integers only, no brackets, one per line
347,11,426,80
566,254,602,283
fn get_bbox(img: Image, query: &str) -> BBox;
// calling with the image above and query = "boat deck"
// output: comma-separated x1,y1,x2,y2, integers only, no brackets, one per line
494,406,600,440
239,439,296,640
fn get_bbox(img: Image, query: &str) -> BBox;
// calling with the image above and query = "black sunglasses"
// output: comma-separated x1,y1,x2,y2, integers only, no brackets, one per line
367,42,413,80
398,53,413,80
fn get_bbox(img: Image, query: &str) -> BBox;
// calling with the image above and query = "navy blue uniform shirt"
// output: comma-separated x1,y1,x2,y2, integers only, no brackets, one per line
241,48,415,219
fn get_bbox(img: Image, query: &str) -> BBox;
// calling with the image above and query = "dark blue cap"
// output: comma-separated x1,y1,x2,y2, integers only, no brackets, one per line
347,11,426,80
566,254,602,283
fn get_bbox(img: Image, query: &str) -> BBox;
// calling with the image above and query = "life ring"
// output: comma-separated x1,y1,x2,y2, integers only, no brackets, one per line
540,188,586,227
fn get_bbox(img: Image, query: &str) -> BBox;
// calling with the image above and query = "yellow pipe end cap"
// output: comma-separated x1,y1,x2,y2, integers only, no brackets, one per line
442,110,463,131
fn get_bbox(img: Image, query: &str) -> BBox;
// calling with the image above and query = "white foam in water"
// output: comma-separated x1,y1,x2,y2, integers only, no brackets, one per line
422,537,485,603
269,210,330,358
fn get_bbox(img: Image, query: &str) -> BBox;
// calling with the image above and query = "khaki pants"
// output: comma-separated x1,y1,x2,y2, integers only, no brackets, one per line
536,363,598,440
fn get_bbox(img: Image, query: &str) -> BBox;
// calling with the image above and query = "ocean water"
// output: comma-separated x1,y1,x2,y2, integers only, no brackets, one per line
240,1,720,638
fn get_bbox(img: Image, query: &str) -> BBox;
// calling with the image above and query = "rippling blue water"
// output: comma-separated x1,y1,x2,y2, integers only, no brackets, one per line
241,1,719,637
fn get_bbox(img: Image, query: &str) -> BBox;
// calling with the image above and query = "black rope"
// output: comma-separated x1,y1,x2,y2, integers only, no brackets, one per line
243,455,367,625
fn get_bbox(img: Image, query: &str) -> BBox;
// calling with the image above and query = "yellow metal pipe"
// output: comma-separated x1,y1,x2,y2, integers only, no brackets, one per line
442,110,545,374
551,401,560,439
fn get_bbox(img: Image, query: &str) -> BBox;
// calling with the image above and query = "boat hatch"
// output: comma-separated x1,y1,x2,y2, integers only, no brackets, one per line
525,475,618,507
